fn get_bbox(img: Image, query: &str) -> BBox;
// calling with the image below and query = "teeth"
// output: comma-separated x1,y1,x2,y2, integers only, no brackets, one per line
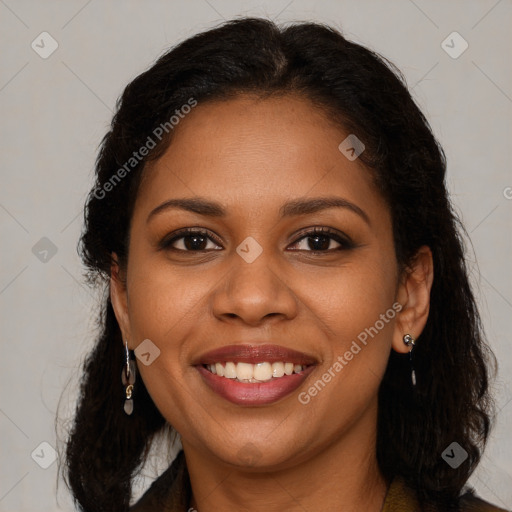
254,362,272,381
206,362,306,382
224,362,237,379
272,362,285,377
236,362,253,380
215,362,224,377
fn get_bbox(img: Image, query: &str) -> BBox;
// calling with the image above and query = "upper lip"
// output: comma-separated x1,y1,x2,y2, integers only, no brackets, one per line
194,344,318,365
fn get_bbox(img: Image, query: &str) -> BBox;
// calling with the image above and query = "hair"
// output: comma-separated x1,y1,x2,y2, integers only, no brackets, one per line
64,17,496,512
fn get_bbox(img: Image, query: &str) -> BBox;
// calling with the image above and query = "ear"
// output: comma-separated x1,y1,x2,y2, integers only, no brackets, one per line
392,245,434,354
110,252,133,348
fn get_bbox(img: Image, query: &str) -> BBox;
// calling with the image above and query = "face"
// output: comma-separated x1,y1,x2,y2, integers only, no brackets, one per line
111,94,426,470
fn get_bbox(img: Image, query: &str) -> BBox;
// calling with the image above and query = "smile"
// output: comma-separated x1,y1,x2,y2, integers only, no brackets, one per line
194,343,318,406
204,361,308,382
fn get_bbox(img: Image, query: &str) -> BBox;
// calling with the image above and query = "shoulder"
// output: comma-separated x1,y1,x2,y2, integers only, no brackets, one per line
130,459,509,512
458,488,509,512
129,450,190,512
383,476,509,512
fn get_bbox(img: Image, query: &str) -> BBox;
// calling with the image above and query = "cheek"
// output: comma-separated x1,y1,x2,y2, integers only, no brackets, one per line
123,254,208,414
293,255,397,344
125,250,209,345
125,267,206,431
295,252,398,404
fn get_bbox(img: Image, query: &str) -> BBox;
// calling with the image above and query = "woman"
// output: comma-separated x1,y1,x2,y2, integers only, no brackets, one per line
64,17,506,511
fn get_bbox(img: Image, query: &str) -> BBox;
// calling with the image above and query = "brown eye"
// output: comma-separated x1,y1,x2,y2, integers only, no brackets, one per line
289,227,353,253
160,229,223,252
293,234,341,251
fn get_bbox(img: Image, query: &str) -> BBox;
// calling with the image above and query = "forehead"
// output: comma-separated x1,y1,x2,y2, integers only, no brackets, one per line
136,94,387,221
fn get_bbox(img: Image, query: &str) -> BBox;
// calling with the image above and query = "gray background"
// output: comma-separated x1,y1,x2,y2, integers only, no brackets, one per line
0,0,511,510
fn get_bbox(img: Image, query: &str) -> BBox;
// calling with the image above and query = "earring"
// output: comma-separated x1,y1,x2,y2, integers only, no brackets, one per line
122,340,136,415
403,334,417,386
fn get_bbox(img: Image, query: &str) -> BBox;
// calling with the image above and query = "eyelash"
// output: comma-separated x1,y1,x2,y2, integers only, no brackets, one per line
159,226,354,254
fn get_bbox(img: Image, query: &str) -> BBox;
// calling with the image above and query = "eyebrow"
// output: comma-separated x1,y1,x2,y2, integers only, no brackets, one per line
147,196,370,225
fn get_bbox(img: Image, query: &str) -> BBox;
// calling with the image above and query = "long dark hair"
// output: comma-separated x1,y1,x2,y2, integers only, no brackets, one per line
64,17,496,511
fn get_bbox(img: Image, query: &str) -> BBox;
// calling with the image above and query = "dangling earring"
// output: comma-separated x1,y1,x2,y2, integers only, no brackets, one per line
122,340,136,415
403,334,417,386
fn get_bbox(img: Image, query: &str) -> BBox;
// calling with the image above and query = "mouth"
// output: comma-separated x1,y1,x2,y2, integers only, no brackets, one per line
194,344,318,406
203,361,309,382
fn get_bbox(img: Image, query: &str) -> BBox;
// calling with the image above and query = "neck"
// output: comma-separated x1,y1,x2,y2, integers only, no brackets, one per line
183,401,388,512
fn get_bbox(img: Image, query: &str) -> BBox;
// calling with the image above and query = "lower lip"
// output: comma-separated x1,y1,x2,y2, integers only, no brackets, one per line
196,365,316,406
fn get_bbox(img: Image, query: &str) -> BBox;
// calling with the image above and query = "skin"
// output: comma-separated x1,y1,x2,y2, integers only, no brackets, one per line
111,94,433,512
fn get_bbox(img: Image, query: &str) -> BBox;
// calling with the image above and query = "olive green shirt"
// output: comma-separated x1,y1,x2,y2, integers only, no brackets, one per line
130,450,508,511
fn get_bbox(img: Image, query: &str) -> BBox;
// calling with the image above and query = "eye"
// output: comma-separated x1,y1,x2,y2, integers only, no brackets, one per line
288,227,353,253
160,228,223,252
159,226,353,254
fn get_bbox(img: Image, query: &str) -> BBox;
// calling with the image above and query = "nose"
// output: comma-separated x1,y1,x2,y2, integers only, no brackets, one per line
211,248,298,327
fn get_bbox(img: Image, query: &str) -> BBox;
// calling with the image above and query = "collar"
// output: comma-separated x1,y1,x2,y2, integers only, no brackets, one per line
130,450,506,511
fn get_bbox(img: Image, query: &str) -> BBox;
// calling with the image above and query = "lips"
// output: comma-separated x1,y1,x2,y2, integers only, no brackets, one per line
193,344,318,406
194,344,318,366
